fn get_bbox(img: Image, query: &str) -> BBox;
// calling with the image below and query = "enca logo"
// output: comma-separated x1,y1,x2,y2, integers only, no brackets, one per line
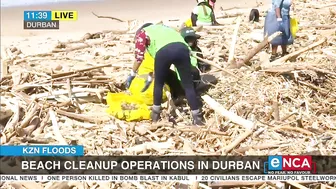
267,155,316,172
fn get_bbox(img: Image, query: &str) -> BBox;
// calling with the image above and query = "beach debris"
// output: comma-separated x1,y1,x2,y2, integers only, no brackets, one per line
91,11,125,22
0,0,335,188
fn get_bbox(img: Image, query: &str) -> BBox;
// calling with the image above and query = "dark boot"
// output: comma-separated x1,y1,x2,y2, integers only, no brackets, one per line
282,52,289,56
150,105,161,122
191,109,205,126
270,54,277,62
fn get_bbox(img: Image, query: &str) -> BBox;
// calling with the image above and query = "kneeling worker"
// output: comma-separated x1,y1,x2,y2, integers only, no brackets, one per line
165,27,209,102
173,27,211,92
191,0,220,26
180,27,210,73
125,23,204,125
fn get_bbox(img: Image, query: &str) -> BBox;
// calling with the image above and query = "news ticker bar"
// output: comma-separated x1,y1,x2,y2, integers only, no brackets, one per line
0,145,84,156
1,155,335,175
24,11,78,21
1,175,335,182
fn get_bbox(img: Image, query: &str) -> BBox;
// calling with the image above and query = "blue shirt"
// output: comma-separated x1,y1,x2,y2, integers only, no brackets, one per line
272,0,291,16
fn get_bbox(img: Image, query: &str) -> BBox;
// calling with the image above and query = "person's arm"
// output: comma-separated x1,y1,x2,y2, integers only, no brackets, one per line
195,46,204,59
274,0,282,19
193,46,209,72
133,30,149,73
210,12,218,25
191,6,198,26
206,4,219,25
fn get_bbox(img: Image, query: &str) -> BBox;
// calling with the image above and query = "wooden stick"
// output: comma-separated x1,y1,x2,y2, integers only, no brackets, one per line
3,100,20,134
272,125,313,136
49,109,68,145
208,181,264,187
31,88,108,99
0,59,9,79
306,65,336,77
165,90,183,119
304,25,336,29
285,181,309,189
320,184,335,189
0,106,13,122
216,11,245,19
230,32,282,68
313,2,336,9
67,78,82,113
23,116,40,136
125,138,175,154
191,182,199,189
222,127,255,155
268,37,327,66
18,103,39,129
32,113,50,135
298,81,336,98
51,63,113,79
228,17,242,64
322,49,336,59
178,181,211,189
193,54,239,79
262,65,336,77
56,109,105,123
15,182,44,189
91,12,124,22
202,95,254,129
235,143,287,153
52,40,106,53
272,99,280,121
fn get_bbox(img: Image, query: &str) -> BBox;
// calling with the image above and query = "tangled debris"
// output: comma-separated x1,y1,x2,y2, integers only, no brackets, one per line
0,0,335,188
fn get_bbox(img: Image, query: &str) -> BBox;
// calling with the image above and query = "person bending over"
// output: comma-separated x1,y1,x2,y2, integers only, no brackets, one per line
191,0,220,26
126,23,205,125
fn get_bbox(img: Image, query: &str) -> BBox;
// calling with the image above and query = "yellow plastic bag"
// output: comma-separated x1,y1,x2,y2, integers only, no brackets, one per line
290,17,299,38
184,18,193,27
106,92,151,122
128,51,170,105
138,51,154,75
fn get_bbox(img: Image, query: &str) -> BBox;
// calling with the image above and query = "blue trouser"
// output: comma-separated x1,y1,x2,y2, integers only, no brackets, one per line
153,42,201,110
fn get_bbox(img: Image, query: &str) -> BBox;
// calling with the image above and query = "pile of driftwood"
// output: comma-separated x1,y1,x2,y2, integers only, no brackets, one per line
1,0,336,188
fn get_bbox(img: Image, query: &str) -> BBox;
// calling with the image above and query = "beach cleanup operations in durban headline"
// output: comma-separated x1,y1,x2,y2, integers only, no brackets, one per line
20,158,260,171
0,145,260,172
1,145,336,183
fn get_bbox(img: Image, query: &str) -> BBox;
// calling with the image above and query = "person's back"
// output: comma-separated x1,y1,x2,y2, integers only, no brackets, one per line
143,24,189,58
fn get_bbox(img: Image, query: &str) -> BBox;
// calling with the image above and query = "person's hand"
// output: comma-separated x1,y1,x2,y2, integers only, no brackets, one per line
141,73,153,92
277,18,285,32
125,70,136,89
198,62,211,72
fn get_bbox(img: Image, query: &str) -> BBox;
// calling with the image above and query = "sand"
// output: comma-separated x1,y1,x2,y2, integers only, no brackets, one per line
0,0,267,49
